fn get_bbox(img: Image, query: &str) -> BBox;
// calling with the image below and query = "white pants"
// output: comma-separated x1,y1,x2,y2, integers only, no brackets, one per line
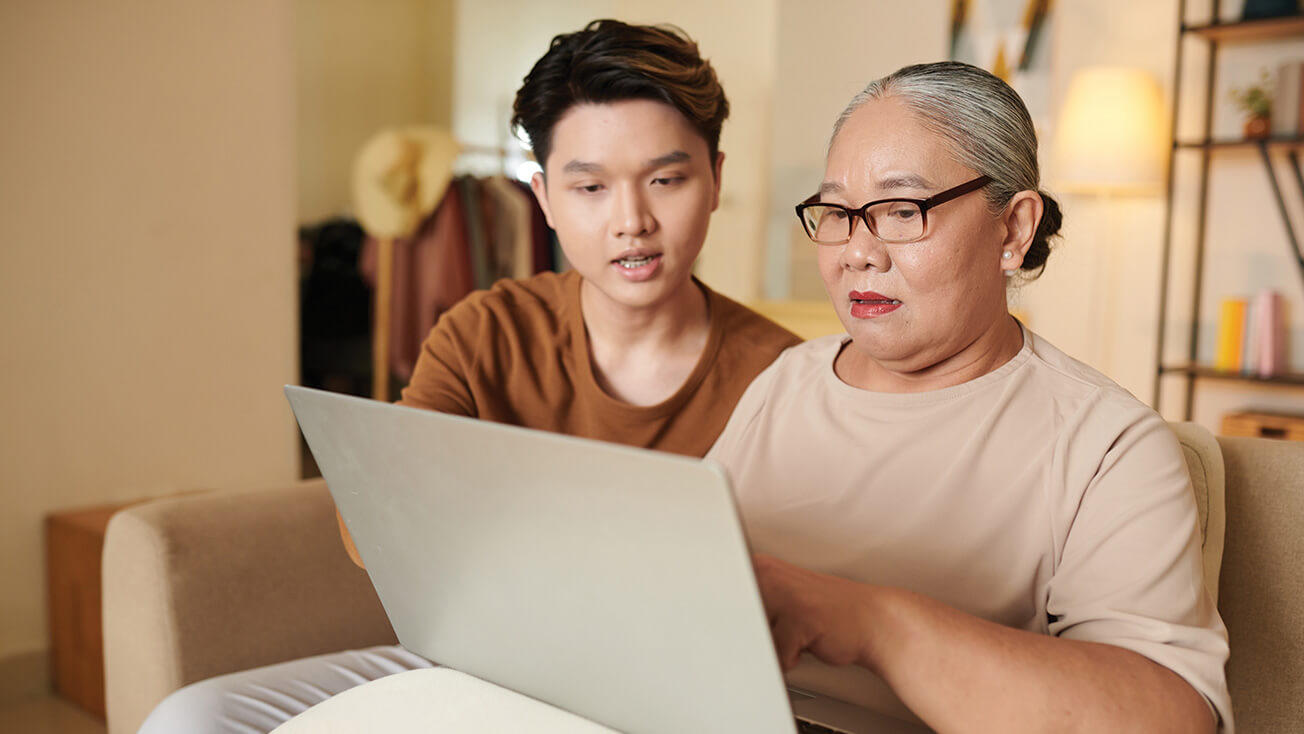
269,667,618,733
137,645,433,734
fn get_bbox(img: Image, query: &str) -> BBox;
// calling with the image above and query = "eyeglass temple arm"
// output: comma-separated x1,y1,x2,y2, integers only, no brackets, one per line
921,175,993,210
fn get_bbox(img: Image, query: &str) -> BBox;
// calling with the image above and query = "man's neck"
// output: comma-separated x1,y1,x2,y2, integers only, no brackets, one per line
579,277,710,356
579,277,712,406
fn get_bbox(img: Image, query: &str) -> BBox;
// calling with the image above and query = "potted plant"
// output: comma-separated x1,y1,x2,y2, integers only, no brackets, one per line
1229,71,1274,139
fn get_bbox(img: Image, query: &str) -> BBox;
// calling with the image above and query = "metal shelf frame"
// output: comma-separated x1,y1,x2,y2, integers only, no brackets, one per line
1153,2,1304,419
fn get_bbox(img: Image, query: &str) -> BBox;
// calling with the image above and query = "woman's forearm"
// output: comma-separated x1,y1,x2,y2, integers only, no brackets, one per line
857,586,1214,734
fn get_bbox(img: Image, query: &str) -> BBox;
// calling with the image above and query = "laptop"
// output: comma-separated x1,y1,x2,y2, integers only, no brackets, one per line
286,385,927,734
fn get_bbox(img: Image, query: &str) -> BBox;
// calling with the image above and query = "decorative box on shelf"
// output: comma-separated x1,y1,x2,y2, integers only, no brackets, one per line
1221,410,1304,441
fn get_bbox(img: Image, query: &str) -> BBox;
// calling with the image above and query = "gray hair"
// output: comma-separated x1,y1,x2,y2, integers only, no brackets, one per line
832,61,1061,274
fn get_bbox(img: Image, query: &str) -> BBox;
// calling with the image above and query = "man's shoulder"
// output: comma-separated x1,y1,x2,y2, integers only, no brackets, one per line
707,287,804,355
440,270,576,337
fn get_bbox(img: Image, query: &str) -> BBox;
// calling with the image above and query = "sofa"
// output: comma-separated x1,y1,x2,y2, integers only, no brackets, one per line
102,424,1304,733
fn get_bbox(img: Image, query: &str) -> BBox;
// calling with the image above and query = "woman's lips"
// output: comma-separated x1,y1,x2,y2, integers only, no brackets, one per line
848,290,901,319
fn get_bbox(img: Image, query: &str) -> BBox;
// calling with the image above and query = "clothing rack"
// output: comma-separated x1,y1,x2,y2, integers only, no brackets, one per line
372,142,509,400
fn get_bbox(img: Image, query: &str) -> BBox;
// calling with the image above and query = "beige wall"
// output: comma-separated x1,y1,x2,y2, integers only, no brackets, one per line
296,0,455,224
0,0,299,665
766,0,949,301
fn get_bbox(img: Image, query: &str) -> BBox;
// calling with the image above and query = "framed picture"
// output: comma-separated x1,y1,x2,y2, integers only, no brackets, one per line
950,0,1054,131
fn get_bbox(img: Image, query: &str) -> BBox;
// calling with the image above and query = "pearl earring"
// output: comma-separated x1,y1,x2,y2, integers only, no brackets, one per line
1002,251,1013,260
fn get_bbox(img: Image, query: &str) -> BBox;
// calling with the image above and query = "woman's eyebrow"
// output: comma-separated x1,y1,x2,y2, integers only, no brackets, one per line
876,173,933,190
817,174,934,199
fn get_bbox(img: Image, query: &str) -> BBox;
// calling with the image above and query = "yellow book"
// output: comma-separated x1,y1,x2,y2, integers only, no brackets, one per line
1215,298,1247,371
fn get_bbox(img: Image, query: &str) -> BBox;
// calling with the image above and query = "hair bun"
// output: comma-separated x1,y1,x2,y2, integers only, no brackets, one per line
1021,191,1061,275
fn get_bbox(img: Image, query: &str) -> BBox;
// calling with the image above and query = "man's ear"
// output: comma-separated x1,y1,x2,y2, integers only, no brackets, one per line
999,190,1042,274
711,151,725,212
529,171,556,229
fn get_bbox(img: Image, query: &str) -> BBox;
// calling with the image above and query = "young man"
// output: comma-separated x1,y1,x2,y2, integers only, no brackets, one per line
140,20,799,734
336,18,800,566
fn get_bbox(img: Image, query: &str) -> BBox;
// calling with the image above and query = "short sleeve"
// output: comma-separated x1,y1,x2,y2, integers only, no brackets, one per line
397,304,479,416
1048,405,1232,730
705,352,785,473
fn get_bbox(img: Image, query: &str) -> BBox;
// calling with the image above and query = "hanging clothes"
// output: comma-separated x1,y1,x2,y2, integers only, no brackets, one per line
482,176,535,280
456,176,493,290
360,183,474,382
352,172,560,385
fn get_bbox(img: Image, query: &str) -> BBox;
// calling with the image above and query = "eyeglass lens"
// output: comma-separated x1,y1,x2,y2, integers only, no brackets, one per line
801,201,925,244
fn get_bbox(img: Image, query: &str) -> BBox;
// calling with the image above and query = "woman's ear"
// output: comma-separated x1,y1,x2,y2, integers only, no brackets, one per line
999,190,1043,274
529,171,556,229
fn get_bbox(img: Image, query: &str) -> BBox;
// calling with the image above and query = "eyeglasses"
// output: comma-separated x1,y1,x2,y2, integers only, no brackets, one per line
794,175,993,245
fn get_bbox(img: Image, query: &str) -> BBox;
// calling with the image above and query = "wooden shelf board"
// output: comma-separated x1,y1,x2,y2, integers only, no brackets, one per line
1174,136,1304,150
1160,364,1304,386
1183,15,1304,42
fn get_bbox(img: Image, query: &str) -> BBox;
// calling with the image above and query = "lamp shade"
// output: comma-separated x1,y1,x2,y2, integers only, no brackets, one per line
1053,67,1168,195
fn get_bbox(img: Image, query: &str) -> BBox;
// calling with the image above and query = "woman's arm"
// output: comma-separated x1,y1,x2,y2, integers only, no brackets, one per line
754,554,1215,734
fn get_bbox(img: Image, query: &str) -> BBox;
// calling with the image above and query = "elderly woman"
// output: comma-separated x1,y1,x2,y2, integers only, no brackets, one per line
708,62,1231,732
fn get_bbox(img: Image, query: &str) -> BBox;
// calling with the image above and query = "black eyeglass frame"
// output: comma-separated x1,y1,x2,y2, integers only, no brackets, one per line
794,174,994,245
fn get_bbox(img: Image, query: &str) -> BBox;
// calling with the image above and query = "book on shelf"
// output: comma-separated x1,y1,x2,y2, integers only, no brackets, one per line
1216,298,1247,371
1273,60,1304,137
1217,291,1287,377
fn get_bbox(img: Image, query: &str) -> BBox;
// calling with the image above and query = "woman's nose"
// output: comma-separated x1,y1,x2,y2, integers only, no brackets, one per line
839,222,890,272
612,184,655,239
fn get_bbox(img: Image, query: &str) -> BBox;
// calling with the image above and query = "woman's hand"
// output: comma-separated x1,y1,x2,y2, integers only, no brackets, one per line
751,553,876,672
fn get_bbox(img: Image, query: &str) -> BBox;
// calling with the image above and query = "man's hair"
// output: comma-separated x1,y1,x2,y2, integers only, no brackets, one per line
511,19,729,171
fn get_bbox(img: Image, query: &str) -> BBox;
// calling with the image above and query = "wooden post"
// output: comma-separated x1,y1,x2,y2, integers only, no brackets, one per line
372,236,394,401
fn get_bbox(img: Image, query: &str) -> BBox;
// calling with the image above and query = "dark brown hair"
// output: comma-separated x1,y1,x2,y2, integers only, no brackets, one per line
511,19,729,172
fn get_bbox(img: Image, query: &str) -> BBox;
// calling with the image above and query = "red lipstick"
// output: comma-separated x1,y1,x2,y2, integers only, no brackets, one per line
848,290,901,319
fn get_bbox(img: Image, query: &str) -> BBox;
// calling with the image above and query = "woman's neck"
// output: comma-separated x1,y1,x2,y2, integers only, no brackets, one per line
836,313,1025,394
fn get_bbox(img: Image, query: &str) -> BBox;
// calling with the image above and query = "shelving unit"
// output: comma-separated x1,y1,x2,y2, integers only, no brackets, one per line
1153,3,1304,418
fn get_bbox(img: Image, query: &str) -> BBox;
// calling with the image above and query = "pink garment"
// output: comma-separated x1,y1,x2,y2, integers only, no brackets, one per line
361,184,474,382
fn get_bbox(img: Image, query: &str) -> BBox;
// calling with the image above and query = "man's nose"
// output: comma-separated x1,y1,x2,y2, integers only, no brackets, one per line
612,183,654,238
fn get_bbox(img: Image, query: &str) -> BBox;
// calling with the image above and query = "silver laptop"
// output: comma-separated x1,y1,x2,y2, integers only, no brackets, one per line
286,385,926,734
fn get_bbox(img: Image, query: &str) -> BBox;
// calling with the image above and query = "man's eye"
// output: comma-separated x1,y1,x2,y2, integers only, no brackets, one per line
577,184,603,193
652,176,684,186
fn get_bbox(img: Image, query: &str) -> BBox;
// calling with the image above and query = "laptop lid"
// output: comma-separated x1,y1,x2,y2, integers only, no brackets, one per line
285,385,798,734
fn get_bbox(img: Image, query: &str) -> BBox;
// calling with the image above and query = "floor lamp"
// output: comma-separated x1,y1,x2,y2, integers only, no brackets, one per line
1052,67,1168,388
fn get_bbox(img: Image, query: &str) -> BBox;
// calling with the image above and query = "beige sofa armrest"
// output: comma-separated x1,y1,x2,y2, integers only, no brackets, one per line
102,479,396,734
1169,421,1227,604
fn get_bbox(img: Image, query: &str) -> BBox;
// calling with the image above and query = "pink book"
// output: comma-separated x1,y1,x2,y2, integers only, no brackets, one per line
1256,291,1283,378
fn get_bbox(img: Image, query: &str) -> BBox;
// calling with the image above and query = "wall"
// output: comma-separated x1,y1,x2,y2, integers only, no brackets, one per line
0,0,299,678
296,0,455,224
765,0,950,300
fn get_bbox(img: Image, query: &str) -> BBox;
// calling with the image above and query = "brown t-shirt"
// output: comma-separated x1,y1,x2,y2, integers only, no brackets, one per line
398,269,802,457
340,271,799,565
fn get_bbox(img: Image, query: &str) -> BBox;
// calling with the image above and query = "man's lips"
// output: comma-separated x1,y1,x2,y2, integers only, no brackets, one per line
611,248,660,263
